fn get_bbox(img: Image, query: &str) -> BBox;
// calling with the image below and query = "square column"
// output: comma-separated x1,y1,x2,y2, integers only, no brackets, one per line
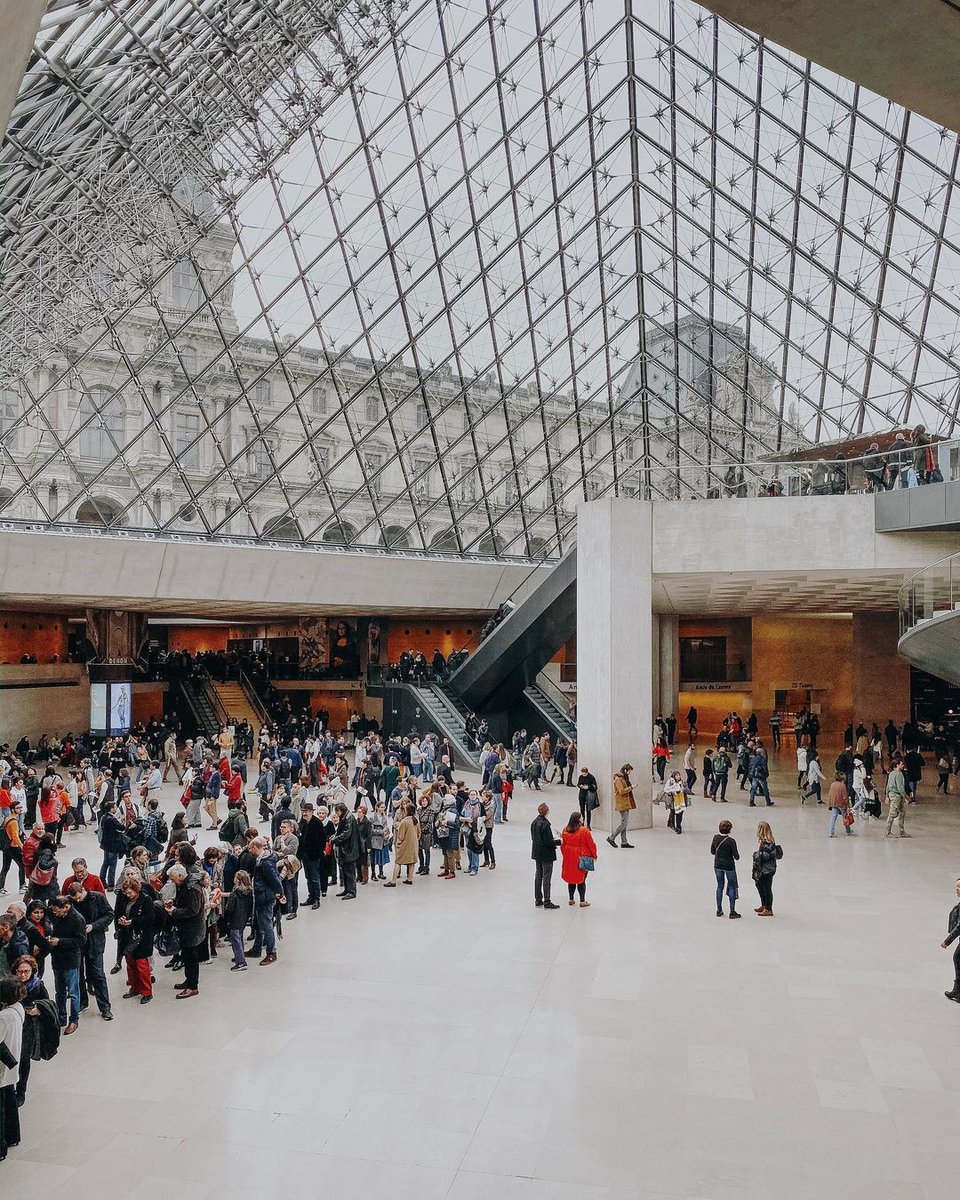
658,613,680,728
576,499,653,832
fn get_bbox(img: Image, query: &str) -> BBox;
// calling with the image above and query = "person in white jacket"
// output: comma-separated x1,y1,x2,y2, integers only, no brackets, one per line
795,744,808,791
802,752,825,804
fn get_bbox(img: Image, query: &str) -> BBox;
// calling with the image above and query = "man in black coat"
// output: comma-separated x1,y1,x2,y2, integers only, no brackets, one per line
298,802,327,909
66,882,113,1021
46,894,87,1033
332,803,360,899
530,802,561,910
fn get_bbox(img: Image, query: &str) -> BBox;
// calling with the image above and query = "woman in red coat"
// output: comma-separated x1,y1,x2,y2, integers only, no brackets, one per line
560,812,598,907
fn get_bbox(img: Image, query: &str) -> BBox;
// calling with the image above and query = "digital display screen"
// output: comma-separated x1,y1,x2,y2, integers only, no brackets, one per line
90,683,107,735
109,682,131,735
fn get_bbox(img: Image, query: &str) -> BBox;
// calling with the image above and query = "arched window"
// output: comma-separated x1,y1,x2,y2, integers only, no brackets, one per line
477,532,505,556
379,524,410,550
263,514,302,541
75,496,121,525
0,390,20,452
77,388,123,461
429,528,460,551
0,487,14,514
526,535,549,559
321,520,356,545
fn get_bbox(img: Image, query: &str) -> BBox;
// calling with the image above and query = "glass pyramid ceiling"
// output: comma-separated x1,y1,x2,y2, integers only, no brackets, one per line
2,0,960,557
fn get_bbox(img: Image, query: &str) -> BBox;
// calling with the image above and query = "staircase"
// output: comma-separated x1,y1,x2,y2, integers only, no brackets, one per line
523,680,577,742
210,679,262,735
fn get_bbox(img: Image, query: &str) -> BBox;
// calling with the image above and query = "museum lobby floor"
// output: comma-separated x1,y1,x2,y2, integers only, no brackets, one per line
4,748,959,1199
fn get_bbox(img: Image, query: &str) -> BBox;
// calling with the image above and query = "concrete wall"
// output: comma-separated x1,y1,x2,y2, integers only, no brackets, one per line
0,665,89,743
752,614,853,743
852,612,911,727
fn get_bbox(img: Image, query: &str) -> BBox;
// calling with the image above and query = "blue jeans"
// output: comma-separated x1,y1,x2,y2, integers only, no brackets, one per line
749,779,771,805
493,795,503,823
100,849,119,888
829,807,852,836
467,849,480,873
422,761,435,781
303,857,322,903
252,897,276,955
714,773,728,800
411,763,423,778
54,965,81,1026
714,867,737,912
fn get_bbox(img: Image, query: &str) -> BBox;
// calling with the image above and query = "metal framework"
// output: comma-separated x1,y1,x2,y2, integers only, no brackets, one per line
2,0,960,557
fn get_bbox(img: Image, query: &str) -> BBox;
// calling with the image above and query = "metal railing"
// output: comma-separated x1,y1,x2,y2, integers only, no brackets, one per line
238,667,271,727
898,551,960,638
532,670,577,724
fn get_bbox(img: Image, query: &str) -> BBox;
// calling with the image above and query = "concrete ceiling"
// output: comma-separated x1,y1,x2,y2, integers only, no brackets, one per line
0,1,43,138
702,1,960,133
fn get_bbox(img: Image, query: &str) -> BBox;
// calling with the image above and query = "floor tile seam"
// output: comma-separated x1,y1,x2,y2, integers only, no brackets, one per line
441,900,581,1198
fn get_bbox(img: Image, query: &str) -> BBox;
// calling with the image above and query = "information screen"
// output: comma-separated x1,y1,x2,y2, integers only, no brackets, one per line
90,683,108,735
109,682,131,734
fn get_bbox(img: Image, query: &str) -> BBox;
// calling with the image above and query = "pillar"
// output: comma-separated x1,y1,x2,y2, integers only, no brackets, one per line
576,498,653,832
658,613,680,724
852,611,911,726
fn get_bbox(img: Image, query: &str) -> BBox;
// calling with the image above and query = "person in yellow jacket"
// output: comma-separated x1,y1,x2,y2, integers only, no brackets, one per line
607,764,636,849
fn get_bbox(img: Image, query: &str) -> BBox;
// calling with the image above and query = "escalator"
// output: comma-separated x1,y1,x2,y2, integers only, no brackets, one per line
380,679,482,769
447,545,576,713
171,676,221,740
523,672,577,743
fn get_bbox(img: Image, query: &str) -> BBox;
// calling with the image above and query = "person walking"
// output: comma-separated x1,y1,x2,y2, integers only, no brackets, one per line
751,820,783,916
669,776,689,835
885,754,911,838
607,764,636,849
683,742,697,792
941,877,960,1003
530,802,560,909
710,819,741,918
827,772,854,838
712,746,731,802
576,767,598,829
560,811,597,907
796,743,808,792
802,751,824,805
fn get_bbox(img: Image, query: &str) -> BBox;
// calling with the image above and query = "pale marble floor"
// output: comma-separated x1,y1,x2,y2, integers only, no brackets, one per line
4,749,960,1199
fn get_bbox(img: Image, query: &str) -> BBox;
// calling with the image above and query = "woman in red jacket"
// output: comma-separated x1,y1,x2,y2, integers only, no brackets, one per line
560,811,598,908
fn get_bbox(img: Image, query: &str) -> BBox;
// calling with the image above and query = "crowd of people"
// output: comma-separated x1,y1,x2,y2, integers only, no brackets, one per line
2,696,959,1165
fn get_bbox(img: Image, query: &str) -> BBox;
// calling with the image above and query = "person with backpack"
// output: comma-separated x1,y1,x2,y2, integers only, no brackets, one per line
752,821,783,916
434,797,460,880
712,747,731,802
560,811,598,907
